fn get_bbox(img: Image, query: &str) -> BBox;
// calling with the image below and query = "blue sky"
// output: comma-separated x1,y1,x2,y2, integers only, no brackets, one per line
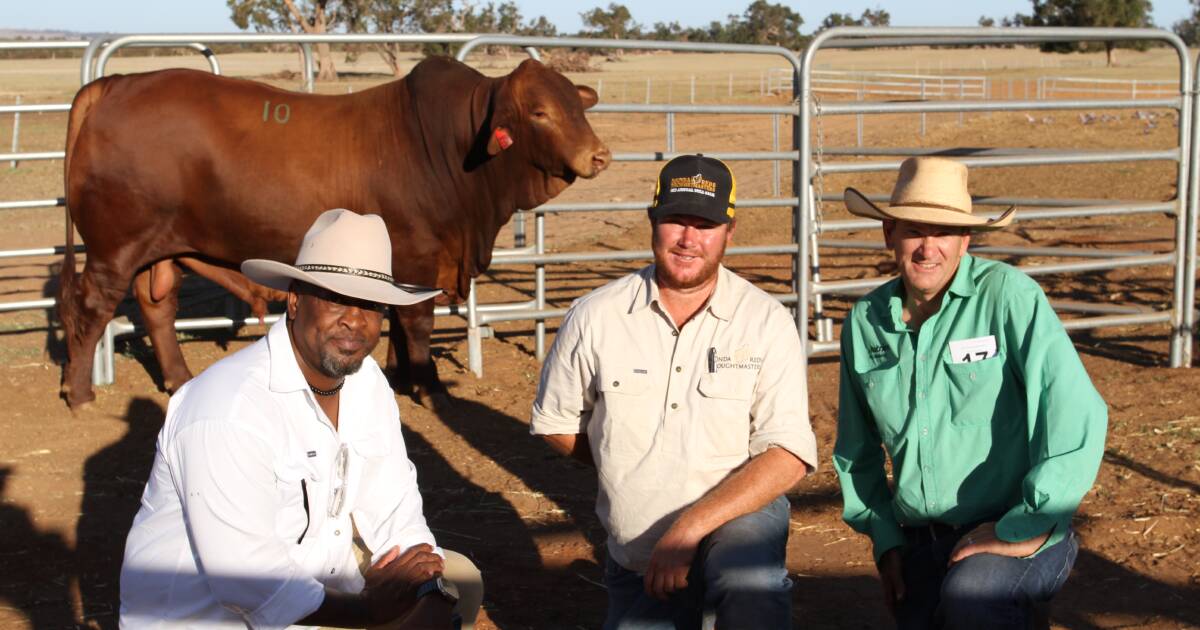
5,1,1192,35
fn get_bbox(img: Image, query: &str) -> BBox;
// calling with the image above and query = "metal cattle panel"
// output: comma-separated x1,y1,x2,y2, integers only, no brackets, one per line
799,26,1193,368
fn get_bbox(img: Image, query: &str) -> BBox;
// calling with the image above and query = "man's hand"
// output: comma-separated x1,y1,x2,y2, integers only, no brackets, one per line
643,521,702,600
877,547,906,618
948,522,1049,566
363,544,446,625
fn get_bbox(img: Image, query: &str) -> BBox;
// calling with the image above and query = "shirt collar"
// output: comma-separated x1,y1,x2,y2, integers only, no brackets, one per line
884,254,976,331
629,264,732,322
268,318,310,394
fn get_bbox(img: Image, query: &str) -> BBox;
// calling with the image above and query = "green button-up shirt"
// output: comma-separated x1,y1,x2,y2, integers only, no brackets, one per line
833,254,1108,562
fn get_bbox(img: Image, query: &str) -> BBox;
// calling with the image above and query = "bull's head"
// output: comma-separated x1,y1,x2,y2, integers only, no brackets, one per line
484,59,611,201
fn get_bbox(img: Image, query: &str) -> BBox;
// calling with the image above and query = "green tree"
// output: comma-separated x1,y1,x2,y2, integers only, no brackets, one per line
580,3,641,40
1174,0,1200,45
340,0,454,74
736,0,804,48
860,7,890,26
1026,0,1154,66
228,0,344,80
819,12,859,31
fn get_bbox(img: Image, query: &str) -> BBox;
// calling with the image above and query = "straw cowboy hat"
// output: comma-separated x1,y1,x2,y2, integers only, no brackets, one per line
241,209,441,306
843,157,1015,231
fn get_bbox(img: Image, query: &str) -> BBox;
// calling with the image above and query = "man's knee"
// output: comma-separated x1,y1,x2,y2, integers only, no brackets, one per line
938,554,1026,629
698,497,792,625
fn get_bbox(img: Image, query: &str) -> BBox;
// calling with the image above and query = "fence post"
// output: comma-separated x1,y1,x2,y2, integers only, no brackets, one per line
1131,78,1137,100
856,85,864,147
728,72,733,97
760,70,765,95
9,95,20,169
666,112,675,153
597,78,604,101
690,75,695,104
467,278,482,377
920,80,926,137
958,80,964,126
645,77,651,104
772,114,780,196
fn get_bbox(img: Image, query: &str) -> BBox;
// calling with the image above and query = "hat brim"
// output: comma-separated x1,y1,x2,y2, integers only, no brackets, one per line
240,259,441,306
647,200,733,224
844,187,1014,231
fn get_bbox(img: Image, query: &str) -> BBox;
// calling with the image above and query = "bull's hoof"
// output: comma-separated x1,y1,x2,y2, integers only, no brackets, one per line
61,385,96,412
417,389,454,415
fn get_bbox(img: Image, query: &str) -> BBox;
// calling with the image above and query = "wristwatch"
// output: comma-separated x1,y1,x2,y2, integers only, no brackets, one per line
415,576,459,605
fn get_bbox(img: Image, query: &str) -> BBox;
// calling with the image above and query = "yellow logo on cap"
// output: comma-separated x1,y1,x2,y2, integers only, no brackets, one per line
669,173,718,194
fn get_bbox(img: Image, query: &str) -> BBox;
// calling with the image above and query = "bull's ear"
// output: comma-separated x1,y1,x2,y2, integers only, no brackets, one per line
577,85,599,109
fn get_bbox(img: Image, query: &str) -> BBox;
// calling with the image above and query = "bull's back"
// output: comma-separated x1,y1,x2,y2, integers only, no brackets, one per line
67,69,391,262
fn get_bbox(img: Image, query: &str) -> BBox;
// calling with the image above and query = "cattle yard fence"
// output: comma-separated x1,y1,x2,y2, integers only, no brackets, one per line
801,27,1194,370
1,28,1198,388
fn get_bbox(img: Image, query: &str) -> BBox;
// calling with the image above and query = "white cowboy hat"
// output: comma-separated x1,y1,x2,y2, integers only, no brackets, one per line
843,157,1015,231
241,209,441,306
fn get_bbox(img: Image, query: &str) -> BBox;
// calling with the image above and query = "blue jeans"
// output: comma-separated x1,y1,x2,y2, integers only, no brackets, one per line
602,495,793,630
895,528,1079,630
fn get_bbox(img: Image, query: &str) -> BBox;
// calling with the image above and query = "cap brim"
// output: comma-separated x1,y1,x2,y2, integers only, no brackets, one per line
647,200,733,224
844,188,1014,231
240,259,441,306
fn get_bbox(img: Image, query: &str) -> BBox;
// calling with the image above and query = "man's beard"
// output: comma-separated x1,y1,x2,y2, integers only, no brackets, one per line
317,339,373,378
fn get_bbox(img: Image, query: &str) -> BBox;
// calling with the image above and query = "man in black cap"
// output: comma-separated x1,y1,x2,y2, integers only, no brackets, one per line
531,155,819,628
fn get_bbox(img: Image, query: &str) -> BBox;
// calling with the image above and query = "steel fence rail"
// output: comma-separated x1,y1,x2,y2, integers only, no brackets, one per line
819,97,1180,115
0,151,65,162
0,199,65,211
817,150,1179,174
0,104,72,114
1185,50,1200,366
801,26,1193,368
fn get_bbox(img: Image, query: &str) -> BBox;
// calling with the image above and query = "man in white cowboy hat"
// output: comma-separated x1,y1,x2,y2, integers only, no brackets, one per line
120,209,482,629
531,155,819,628
833,157,1108,628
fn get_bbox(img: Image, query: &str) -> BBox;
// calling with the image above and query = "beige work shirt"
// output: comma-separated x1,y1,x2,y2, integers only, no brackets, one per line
531,264,818,572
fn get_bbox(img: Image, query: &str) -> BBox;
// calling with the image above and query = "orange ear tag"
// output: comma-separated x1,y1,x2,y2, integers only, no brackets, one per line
493,127,514,150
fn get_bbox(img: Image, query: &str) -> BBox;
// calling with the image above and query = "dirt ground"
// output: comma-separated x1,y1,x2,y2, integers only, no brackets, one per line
1,48,1199,629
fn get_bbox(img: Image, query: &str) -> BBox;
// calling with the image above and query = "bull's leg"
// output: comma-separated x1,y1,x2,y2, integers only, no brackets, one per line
132,260,193,392
177,257,287,323
390,300,449,409
59,260,137,408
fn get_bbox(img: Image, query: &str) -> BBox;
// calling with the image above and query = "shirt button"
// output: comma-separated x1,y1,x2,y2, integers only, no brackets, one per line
613,381,620,387
671,402,678,410
675,366,682,373
671,330,679,337
917,392,925,399
335,529,341,536
921,428,929,436
919,355,926,361
970,372,977,380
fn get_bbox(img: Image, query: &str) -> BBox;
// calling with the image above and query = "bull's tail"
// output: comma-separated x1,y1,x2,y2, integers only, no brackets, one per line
59,77,113,337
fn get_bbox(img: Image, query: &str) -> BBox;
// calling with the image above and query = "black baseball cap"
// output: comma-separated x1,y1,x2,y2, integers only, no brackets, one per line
647,154,737,224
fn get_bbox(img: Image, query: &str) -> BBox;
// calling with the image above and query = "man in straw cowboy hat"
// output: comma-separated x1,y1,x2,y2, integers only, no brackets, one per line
832,157,1108,628
531,155,818,628
120,209,481,629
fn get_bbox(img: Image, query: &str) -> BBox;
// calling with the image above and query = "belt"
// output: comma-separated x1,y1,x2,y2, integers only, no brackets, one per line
901,521,971,546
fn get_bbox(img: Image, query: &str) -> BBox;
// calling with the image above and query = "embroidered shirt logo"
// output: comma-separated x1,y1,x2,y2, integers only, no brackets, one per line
713,345,763,370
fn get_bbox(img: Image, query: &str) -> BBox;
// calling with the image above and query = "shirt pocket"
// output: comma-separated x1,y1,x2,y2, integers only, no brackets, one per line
854,358,906,440
942,352,1006,428
273,456,323,545
696,372,754,459
595,362,655,458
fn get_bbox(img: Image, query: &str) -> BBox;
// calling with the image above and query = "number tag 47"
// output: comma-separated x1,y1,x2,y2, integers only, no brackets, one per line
948,335,997,364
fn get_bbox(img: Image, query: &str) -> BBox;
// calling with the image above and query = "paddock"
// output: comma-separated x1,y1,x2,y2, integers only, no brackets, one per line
0,34,1197,628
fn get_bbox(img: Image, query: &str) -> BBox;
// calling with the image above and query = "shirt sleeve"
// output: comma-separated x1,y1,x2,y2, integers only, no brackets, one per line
747,305,819,471
352,395,440,566
167,420,325,630
530,304,597,435
832,310,907,564
994,275,1109,544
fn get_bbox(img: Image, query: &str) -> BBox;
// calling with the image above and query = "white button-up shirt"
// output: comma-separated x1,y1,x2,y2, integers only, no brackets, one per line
531,265,818,572
120,319,437,629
